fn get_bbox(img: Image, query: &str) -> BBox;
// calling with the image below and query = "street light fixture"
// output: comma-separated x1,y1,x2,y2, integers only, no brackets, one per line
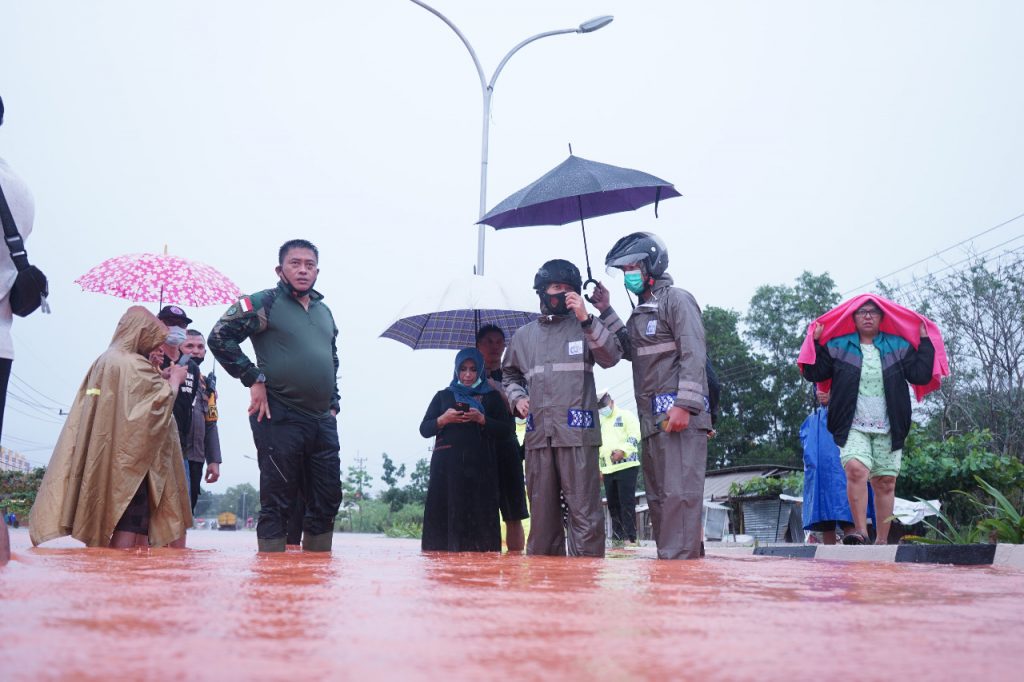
408,1,613,276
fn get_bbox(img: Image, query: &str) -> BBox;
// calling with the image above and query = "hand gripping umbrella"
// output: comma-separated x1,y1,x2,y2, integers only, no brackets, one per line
381,274,538,350
477,153,681,296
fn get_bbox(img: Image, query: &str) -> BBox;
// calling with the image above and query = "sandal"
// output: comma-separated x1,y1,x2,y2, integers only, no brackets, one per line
842,531,868,545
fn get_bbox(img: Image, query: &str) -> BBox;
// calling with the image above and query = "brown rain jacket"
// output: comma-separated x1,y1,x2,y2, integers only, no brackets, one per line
600,274,712,437
30,306,192,547
502,313,622,449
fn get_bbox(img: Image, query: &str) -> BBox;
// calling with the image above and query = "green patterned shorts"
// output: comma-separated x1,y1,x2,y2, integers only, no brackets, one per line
840,429,902,478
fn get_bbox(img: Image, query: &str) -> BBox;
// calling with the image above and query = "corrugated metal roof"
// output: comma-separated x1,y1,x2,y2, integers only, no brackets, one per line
704,470,763,500
703,465,800,501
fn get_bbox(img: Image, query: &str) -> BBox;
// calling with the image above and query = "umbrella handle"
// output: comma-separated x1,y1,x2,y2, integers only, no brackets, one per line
582,277,599,303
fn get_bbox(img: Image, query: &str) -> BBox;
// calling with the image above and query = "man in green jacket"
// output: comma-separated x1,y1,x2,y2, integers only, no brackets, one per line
208,239,342,553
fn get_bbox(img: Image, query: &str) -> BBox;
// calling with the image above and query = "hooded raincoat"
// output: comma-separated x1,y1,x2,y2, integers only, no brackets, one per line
502,311,622,557
600,274,710,560
30,307,192,547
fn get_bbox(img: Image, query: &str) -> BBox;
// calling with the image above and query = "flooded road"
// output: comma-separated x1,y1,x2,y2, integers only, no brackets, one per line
2,529,1022,681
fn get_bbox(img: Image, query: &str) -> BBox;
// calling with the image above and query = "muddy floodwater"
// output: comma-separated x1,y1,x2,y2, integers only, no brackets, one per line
2,529,1022,681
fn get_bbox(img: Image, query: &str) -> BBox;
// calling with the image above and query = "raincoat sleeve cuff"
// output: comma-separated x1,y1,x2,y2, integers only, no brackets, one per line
599,307,625,333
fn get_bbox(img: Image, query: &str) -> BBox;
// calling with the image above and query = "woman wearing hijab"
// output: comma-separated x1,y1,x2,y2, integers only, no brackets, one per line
419,347,513,552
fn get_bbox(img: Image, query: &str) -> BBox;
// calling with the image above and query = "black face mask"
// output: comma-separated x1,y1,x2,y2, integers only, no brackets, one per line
543,291,570,316
191,354,205,366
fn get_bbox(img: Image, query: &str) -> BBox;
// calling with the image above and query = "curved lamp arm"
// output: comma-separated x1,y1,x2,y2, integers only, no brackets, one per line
408,0,486,92
489,28,578,91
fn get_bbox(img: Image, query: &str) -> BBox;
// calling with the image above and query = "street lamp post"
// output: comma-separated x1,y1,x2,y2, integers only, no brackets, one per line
409,1,613,276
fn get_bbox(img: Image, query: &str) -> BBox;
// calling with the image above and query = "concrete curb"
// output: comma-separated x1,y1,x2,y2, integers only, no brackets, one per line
733,543,1024,568
993,544,1024,570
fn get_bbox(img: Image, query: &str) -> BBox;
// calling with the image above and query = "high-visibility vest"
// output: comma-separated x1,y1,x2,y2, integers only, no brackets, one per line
597,407,641,474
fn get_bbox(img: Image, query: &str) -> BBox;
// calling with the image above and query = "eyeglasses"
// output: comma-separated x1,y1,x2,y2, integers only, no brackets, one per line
854,309,881,319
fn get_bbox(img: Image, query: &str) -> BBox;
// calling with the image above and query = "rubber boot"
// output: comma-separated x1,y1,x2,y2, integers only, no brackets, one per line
257,536,287,553
302,531,333,552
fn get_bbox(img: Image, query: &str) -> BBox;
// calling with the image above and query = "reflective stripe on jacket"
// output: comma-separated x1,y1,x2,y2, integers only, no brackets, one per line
601,274,712,437
502,313,622,449
598,406,641,474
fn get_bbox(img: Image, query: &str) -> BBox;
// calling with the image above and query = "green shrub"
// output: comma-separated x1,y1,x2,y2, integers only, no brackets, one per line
729,472,803,498
898,431,1024,528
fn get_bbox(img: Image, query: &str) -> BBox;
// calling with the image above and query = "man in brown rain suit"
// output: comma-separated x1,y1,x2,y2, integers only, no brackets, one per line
594,233,711,560
502,259,622,557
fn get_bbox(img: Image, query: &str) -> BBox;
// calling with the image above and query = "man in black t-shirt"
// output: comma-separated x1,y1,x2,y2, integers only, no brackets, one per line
154,306,201,490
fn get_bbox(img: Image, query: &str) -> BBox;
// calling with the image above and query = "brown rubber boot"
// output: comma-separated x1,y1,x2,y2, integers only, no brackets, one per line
257,536,287,553
302,531,333,552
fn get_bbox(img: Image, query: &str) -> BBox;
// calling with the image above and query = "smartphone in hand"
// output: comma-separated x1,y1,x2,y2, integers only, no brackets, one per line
454,402,469,413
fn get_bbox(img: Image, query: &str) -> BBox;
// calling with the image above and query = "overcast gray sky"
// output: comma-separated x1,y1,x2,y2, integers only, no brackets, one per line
2,1,1022,494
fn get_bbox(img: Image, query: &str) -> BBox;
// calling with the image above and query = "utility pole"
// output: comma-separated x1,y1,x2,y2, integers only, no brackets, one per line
354,452,367,532
354,453,367,499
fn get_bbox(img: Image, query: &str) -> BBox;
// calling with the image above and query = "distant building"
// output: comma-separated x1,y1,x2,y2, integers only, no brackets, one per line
0,446,31,473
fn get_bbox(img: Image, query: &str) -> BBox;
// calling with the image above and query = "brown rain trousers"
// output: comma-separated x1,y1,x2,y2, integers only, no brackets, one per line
643,429,707,560
525,445,605,557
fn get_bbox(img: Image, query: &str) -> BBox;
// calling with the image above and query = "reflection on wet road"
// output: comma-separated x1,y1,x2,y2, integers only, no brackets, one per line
2,530,1022,680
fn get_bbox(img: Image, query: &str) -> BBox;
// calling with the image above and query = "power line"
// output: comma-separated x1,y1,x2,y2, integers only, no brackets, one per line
841,211,1024,295
713,240,1024,388
880,241,1024,300
6,387,65,414
2,433,53,447
4,403,65,425
9,373,70,410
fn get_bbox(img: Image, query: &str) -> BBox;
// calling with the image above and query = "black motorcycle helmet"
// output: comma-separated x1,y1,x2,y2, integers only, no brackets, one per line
533,259,583,295
534,259,582,315
605,232,669,288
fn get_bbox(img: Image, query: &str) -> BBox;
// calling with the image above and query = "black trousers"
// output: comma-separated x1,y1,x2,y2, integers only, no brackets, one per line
249,396,342,540
0,358,11,444
604,466,639,541
187,460,204,513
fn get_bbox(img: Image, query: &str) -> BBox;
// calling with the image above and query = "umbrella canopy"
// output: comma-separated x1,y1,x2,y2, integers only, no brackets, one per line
381,274,539,350
477,154,681,287
75,252,243,308
477,154,681,229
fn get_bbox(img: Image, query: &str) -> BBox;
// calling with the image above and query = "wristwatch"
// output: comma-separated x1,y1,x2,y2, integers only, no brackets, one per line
255,372,266,383
580,314,594,328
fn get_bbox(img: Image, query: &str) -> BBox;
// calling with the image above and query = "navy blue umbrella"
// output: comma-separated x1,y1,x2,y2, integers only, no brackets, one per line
477,154,681,288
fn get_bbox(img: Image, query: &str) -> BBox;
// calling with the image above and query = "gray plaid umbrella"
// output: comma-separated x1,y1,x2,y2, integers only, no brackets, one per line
380,275,538,350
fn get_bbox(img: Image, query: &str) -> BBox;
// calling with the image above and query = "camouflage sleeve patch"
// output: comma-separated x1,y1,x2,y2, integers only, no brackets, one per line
220,290,273,321
208,288,276,385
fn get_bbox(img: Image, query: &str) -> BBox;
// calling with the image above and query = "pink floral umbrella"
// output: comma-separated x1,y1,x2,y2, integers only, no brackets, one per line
75,252,243,308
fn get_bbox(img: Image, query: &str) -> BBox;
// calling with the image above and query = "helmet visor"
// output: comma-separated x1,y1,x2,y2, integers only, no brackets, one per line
605,252,646,277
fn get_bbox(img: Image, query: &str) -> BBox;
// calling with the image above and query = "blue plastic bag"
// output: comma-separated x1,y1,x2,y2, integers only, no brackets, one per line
800,407,874,530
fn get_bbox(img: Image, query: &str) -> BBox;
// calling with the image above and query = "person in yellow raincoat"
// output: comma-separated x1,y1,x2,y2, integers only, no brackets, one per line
596,389,642,544
29,306,192,548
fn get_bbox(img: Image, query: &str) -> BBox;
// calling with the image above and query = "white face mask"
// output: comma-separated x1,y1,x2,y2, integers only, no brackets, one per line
599,406,613,418
165,326,187,347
